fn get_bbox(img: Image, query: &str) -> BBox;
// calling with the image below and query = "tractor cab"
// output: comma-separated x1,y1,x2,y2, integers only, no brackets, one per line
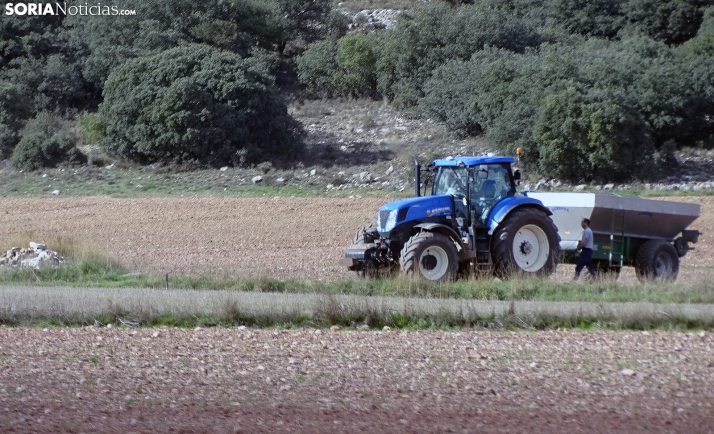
429,156,519,228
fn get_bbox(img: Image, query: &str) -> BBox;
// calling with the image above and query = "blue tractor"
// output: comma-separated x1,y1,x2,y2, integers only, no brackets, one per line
344,155,560,280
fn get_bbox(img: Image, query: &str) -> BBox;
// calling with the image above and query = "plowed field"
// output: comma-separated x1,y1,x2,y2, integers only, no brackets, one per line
0,196,712,282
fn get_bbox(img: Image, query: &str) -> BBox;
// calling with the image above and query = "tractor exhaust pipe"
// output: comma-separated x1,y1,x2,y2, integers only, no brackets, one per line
412,155,421,197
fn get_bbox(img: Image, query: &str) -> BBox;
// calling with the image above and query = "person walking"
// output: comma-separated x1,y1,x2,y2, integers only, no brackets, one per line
574,218,597,280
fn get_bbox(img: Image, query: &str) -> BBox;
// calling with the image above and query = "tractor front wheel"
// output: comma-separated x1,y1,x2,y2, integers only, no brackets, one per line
399,231,458,281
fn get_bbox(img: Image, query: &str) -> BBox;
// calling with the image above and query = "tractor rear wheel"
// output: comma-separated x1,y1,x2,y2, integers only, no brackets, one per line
350,226,379,278
635,239,679,282
399,231,458,281
491,208,560,278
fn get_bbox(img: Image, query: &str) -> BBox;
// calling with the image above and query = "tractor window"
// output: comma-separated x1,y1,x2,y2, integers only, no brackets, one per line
432,167,468,198
470,164,513,225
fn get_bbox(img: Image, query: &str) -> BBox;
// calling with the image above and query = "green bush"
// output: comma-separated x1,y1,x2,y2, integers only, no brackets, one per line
334,33,379,99
296,40,339,98
11,112,86,171
422,35,713,181
533,87,655,181
100,44,302,167
0,81,31,157
0,123,17,159
376,1,541,107
76,111,106,147
12,132,86,171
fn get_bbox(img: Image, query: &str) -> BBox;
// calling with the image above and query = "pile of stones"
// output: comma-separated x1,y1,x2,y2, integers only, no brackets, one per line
0,242,64,270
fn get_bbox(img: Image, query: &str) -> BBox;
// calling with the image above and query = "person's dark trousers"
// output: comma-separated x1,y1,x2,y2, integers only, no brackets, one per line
575,248,596,278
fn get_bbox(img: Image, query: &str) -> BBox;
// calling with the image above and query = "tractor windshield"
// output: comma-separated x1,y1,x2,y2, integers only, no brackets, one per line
432,167,468,198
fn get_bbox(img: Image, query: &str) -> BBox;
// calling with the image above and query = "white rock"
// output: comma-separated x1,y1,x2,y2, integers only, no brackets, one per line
52,190,60,195
603,183,614,190
220,166,228,171
310,169,317,176
386,165,394,175
251,176,263,184
29,242,46,251
574,184,586,192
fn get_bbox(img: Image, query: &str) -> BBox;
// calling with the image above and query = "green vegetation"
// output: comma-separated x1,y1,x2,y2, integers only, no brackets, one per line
100,43,302,167
297,0,714,182
0,0,711,182
0,0,342,169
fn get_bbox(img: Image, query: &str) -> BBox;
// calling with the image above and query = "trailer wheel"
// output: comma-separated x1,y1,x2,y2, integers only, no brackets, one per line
350,226,379,278
492,208,560,278
400,231,458,281
635,239,679,282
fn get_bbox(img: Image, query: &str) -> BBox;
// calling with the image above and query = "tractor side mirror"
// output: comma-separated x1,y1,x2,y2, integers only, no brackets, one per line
514,169,521,185
477,165,488,179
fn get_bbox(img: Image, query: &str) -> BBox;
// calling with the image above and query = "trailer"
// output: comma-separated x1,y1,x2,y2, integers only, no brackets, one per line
525,192,700,281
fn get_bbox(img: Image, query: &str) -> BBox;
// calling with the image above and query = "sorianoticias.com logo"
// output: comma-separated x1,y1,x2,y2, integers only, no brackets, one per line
5,3,137,16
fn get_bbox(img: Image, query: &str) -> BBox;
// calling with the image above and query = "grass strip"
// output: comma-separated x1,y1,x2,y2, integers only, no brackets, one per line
1,286,712,331
2,259,714,304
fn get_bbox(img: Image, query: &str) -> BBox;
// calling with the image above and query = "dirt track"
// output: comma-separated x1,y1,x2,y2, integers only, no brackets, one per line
0,195,712,281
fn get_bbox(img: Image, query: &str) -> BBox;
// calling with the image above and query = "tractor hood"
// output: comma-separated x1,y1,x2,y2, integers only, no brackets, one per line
377,195,453,235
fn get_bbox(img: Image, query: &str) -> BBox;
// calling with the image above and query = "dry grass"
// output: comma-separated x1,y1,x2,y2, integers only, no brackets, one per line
1,230,123,268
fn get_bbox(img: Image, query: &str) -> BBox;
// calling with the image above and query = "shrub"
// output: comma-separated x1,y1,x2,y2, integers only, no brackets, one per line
532,87,655,182
334,33,379,99
11,112,86,171
376,1,541,107
76,111,106,147
296,40,339,98
0,123,17,159
100,44,302,167
12,131,86,171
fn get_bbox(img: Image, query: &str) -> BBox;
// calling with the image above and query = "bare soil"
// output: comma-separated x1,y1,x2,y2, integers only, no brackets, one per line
1,327,713,433
1,195,713,432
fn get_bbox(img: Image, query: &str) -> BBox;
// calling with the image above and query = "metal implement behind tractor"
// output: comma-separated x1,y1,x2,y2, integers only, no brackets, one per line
526,192,700,281
342,155,561,281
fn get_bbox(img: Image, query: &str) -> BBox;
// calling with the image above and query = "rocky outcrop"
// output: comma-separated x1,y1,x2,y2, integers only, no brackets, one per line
0,242,64,269
349,9,399,31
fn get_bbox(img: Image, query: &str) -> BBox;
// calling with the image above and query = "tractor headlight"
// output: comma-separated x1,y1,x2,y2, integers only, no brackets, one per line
384,209,398,232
